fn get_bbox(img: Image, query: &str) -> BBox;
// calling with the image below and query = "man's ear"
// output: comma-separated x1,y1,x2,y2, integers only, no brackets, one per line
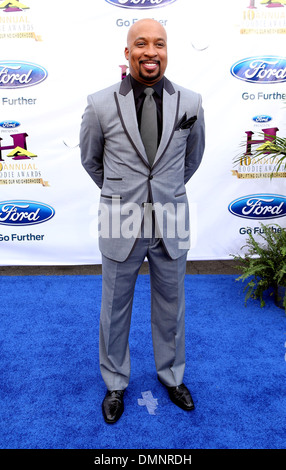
124,47,129,60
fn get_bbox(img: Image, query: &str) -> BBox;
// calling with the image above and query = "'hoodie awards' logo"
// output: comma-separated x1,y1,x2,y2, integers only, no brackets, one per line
232,127,286,180
0,0,29,11
0,0,42,41
0,132,49,187
241,0,286,35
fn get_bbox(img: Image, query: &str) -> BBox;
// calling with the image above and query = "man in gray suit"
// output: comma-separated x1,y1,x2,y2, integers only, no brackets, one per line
80,18,205,424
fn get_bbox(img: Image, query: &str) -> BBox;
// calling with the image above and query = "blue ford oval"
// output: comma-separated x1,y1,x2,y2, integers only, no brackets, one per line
105,0,177,8
0,120,20,129
228,194,286,220
230,56,286,84
0,61,48,89
252,115,272,123
0,200,55,226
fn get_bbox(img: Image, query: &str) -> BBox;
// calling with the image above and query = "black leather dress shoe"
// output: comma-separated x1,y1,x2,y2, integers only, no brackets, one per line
159,380,195,411
102,390,125,424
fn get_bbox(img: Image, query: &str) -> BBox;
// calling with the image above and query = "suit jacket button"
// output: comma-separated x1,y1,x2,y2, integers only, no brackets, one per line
149,175,153,180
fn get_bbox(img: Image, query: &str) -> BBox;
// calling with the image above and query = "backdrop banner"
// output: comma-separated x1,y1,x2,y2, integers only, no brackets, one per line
0,0,285,265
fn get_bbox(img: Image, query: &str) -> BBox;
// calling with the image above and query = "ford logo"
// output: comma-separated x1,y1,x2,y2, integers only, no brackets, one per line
0,61,48,89
228,194,286,220
0,120,20,129
105,0,177,8
252,115,272,123
230,56,286,84
0,200,55,226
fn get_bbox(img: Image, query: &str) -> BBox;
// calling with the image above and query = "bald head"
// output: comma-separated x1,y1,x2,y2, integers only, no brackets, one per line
124,19,168,86
126,19,167,48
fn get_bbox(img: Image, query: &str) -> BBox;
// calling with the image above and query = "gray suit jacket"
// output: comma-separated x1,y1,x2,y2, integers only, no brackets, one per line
80,74,205,261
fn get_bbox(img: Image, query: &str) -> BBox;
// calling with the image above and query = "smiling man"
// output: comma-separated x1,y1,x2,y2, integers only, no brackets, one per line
80,19,205,424
125,19,168,85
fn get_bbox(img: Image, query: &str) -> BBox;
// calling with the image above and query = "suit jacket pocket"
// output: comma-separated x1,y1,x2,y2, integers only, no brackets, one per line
172,128,191,139
175,114,197,131
101,175,124,201
101,194,122,200
106,177,123,181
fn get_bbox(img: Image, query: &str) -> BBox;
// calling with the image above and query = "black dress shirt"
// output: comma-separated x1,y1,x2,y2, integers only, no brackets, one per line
130,75,164,146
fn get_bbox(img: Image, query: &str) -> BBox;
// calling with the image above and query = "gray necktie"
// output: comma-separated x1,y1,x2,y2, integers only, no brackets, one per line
140,87,158,166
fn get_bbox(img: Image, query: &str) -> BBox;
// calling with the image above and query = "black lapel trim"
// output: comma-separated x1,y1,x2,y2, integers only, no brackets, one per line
119,74,132,96
163,77,176,95
117,75,177,170
114,92,150,169
152,90,181,170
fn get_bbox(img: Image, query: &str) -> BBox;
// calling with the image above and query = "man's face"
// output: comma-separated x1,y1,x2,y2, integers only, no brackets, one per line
124,19,168,86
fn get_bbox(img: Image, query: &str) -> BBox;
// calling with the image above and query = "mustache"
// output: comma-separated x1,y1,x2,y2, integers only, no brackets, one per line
139,60,160,64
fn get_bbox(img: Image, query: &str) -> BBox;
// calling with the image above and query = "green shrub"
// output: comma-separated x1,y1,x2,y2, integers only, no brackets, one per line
233,223,286,311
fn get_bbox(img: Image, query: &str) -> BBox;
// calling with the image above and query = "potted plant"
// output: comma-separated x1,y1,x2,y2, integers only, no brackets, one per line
233,223,286,312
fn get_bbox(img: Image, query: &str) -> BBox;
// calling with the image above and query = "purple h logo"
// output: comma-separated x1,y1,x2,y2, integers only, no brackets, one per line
244,127,279,155
0,133,30,161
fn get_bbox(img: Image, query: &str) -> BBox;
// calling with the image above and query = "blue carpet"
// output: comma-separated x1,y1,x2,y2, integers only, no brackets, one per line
0,274,285,450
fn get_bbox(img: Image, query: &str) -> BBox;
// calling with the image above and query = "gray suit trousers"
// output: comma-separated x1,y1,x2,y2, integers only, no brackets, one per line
99,232,187,391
